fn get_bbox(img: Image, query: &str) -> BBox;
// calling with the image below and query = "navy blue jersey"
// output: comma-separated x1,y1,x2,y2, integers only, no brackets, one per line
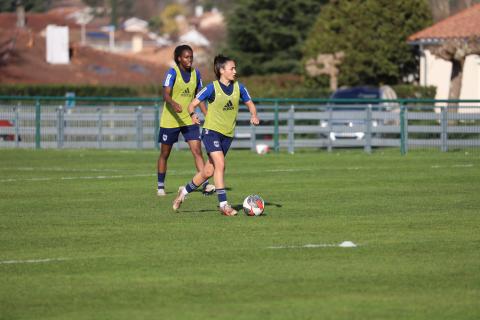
163,67,203,93
196,81,251,104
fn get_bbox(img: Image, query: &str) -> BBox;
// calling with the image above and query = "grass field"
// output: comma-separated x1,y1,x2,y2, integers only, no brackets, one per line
1,148,479,319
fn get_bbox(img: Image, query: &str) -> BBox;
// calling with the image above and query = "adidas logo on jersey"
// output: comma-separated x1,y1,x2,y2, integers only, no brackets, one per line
223,100,234,111
180,87,191,97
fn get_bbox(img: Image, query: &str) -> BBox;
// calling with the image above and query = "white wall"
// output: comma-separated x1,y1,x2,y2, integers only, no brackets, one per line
421,49,452,105
421,50,480,110
46,25,70,64
459,54,480,110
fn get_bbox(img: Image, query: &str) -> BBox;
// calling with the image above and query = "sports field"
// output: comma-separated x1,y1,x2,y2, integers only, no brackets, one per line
1,148,479,319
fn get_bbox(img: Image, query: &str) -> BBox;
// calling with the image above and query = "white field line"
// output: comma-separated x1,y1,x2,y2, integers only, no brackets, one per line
0,173,156,183
431,163,474,168
1,163,475,183
268,242,357,249
0,167,123,172
0,258,70,265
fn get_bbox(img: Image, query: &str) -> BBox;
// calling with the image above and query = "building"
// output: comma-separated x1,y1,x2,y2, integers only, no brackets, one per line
408,4,480,106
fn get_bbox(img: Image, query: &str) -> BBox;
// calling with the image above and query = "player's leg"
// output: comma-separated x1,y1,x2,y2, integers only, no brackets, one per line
157,143,172,196
172,157,214,211
208,151,236,216
157,127,180,196
183,125,215,195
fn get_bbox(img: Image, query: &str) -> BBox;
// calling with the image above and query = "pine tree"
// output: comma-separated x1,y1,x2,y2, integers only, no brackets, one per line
226,0,327,75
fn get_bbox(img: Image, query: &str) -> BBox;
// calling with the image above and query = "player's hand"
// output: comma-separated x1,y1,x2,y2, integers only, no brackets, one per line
191,113,201,125
250,114,260,126
172,102,182,113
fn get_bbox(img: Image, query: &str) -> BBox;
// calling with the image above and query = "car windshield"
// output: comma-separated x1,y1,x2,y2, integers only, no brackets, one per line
329,87,380,110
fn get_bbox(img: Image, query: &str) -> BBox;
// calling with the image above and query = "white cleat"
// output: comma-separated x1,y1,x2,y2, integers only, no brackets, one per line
157,189,166,196
202,183,216,196
219,203,238,216
172,186,186,211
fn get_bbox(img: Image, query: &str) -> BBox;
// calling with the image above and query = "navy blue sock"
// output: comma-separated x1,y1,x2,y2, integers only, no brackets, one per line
185,181,199,193
216,188,227,203
157,173,166,189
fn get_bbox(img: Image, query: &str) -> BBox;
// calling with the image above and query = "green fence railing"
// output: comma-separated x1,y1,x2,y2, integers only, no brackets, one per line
1,96,480,154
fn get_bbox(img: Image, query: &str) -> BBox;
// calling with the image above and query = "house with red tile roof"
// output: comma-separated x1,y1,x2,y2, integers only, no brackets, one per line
408,4,480,104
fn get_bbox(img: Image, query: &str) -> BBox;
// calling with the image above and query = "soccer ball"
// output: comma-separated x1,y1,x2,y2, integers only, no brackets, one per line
243,194,265,216
255,144,269,155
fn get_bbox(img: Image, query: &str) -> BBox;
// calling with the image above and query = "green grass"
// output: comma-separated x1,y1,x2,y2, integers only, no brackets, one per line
0,148,479,320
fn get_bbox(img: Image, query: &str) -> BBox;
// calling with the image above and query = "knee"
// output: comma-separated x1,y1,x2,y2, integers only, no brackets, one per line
204,163,214,177
215,162,225,172
191,147,203,158
159,152,170,161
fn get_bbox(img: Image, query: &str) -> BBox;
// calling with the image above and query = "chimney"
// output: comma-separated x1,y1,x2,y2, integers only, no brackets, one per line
16,1,26,28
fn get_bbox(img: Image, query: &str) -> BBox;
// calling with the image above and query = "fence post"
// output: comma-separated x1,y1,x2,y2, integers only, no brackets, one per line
35,98,41,149
14,106,20,148
136,106,143,149
327,106,333,152
364,104,372,154
154,101,160,150
97,107,103,149
288,104,295,154
250,123,256,152
441,106,448,152
273,100,279,153
57,106,64,148
400,104,408,155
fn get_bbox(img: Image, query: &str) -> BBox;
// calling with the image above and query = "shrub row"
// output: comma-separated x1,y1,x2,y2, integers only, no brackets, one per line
0,80,436,100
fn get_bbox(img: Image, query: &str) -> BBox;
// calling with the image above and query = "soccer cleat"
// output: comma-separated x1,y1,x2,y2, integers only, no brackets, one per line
172,186,186,211
157,189,166,196
202,183,216,196
219,204,238,216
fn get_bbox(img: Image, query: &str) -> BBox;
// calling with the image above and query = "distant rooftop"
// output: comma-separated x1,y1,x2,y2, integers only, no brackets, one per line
408,3,480,42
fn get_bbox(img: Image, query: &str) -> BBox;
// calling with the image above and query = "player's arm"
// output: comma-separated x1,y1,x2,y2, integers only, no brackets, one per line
195,70,208,116
245,100,259,125
240,84,259,125
198,101,208,116
162,69,182,113
189,84,213,124
187,98,202,125
163,87,182,113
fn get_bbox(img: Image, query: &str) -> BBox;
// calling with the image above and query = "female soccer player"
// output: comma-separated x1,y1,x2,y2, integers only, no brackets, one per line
157,45,214,196
172,54,260,216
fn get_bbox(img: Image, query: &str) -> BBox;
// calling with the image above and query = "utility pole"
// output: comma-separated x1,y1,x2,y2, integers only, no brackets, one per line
110,0,117,29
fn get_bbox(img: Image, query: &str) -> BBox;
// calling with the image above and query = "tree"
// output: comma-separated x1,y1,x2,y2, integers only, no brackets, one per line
226,0,327,76
0,0,51,12
303,0,432,87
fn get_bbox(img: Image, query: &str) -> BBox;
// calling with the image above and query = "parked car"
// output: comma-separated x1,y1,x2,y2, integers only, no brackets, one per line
321,86,397,140
0,120,20,141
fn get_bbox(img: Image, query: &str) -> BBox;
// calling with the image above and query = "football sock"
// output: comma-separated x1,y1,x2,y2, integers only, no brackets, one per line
185,181,199,193
216,188,227,204
157,172,166,190
201,180,209,189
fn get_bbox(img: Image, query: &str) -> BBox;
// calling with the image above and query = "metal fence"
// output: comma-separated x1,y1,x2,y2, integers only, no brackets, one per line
1,96,479,154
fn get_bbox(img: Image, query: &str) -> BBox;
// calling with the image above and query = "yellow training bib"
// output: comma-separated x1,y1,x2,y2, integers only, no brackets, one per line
160,65,197,128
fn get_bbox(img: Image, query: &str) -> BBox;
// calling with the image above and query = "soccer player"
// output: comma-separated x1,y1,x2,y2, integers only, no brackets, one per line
172,54,260,216
157,45,215,196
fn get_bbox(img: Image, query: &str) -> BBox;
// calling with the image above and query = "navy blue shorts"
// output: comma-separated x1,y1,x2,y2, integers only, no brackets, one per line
158,125,201,145
201,128,233,155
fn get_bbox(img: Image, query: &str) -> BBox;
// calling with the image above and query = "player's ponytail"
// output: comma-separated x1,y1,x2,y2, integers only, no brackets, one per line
213,54,234,79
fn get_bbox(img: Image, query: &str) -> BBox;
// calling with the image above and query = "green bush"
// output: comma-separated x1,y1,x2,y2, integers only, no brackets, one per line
391,84,436,99
0,84,159,97
241,74,331,99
